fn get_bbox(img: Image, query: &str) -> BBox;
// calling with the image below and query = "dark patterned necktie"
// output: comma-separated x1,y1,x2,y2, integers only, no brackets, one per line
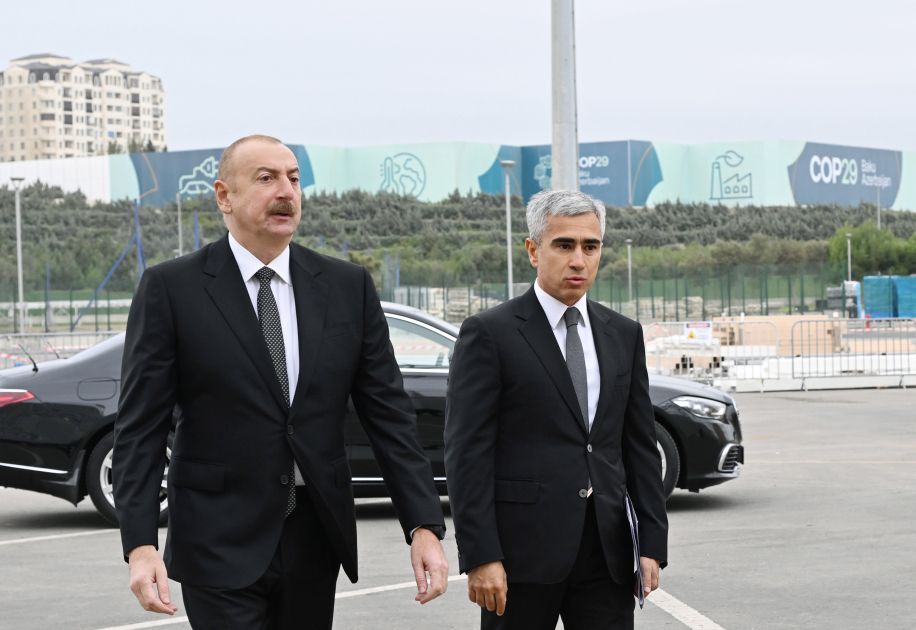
255,267,295,516
564,307,589,432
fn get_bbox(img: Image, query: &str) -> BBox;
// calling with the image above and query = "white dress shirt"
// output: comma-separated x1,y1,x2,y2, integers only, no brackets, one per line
533,280,601,430
228,233,304,484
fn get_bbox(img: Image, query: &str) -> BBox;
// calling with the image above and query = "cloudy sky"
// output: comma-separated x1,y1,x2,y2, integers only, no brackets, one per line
3,0,914,151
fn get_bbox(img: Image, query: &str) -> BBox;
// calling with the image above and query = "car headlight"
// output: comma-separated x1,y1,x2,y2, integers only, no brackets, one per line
672,396,727,420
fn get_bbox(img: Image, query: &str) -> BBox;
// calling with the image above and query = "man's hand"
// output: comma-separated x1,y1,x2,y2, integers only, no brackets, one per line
640,556,660,599
127,545,177,615
467,560,507,616
410,528,449,604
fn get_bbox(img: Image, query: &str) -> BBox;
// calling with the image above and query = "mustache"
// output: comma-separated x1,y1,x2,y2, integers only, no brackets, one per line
268,201,298,215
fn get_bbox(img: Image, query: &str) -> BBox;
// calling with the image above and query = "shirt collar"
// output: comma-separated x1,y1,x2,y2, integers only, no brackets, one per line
533,279,590,331
227,233,292,286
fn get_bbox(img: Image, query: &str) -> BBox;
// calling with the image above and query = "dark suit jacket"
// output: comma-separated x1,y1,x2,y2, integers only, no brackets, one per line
444,288,667,585
114,235,444,589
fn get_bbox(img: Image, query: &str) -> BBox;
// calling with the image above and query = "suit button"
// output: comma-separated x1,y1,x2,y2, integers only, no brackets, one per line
287,424,294,435
280,474,290,485
586,443,593,453
578,488,588,498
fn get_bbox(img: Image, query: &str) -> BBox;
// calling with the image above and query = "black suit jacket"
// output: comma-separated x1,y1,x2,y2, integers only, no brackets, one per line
114,235,444,589
444,288,667,584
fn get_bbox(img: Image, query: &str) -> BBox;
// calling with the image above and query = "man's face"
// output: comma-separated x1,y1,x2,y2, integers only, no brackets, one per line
214,140,301,250
525,212,603,306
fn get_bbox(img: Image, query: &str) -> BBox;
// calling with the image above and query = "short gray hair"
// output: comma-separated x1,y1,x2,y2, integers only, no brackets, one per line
526,190,606,244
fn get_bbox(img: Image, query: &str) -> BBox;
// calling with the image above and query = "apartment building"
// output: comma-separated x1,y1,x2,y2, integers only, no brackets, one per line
0,53,166,162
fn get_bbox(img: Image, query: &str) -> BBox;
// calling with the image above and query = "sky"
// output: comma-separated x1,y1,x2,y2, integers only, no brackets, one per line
3,0,915,152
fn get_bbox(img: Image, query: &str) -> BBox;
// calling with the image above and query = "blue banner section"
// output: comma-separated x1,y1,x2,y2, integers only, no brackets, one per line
629,141,662,207
787,142,902,207
519,141,662,206
478,146,524,197
128,144,315,206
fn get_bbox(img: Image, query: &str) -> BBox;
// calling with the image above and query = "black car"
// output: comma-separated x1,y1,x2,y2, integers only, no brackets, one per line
0,302,743,525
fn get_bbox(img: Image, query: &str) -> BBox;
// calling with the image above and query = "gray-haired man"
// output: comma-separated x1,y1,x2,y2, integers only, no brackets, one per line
445,190,667,629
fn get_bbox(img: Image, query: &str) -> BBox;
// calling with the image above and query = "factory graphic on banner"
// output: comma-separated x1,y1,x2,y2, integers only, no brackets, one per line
379,152,426,197
710,150,753,201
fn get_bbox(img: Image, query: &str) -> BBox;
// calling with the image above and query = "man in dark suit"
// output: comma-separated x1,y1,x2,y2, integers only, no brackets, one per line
444,190,667,630
114,135,448,629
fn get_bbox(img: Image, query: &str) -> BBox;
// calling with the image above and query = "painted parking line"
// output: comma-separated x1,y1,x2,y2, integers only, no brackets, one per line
94,575,469,630
650,588,728,630
0,528,117,547
94,578,728,630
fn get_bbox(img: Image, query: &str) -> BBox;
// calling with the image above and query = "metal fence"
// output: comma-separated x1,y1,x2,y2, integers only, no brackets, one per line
790,318,916,378
3,301,916,392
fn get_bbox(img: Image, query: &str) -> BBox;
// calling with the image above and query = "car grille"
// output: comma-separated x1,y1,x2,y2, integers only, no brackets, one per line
717,444,744,473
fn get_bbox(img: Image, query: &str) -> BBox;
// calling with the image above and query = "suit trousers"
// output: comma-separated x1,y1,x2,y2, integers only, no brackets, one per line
181,486,341,630
481,498,635,630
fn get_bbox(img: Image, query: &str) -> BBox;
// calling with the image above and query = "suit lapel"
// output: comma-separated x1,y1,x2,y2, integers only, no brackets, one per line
515,289,588,437
289,244,329,408
203,236,288,413
589,300,622,435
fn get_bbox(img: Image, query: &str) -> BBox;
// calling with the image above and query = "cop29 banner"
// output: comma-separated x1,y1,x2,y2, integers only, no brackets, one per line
786,142,902,207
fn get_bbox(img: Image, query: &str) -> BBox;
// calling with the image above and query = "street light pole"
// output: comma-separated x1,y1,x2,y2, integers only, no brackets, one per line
845,232,852,282
10,177,25,333
500,160,516,300
625,238,633,308
175,192,184,256
176,192,183,257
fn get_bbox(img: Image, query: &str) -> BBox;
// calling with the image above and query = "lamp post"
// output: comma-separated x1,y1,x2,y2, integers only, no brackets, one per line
845,232,852,282
176,192,183,257
10,177,25,332
625,238,633,309
500,160,516,300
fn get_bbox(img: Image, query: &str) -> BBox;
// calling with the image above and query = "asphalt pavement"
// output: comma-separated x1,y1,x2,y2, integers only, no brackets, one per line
1,387,914,629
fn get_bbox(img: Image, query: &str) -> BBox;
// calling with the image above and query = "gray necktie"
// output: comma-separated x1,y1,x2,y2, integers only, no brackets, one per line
255,267,296,517
564,307,589,432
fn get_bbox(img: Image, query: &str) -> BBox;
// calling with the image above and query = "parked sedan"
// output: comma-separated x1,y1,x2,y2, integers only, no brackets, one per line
0,303,743,525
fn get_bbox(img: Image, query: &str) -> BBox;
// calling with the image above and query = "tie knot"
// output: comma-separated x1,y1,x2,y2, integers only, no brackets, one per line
255,267,275,286
564,307,580,328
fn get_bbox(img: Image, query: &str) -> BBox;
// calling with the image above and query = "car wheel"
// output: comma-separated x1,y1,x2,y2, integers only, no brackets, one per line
86,431,171,526
655,422,680,498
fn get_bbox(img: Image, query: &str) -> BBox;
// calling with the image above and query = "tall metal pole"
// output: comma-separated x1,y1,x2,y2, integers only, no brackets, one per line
11,177,25,332
626,238,633,305
176,192,184,257
500,160,516,300
551,0,579,190
846,233,852,282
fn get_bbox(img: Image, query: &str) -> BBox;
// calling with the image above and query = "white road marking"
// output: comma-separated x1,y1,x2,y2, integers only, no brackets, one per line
93,576,726,630
0,528,117,547
94,575,470,630
650,588,728,630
